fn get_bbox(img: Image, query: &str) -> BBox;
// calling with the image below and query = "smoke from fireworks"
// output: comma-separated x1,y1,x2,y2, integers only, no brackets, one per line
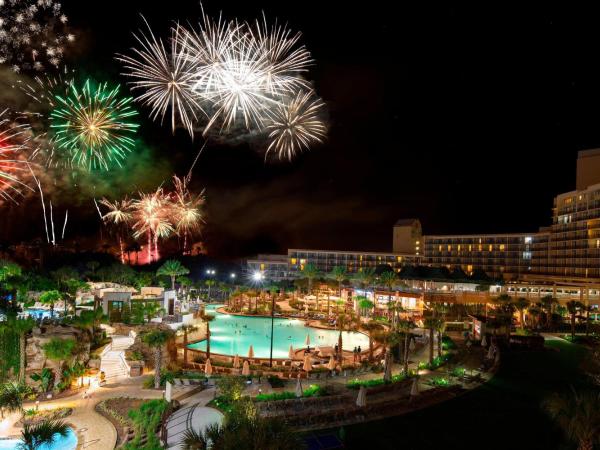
49,79,140,170
0,0,75,73
119,11,326,161
0,108,34,203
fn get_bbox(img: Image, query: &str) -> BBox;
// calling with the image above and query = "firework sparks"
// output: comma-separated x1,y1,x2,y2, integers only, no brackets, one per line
118,17,204,136
0,109,34,204
172,175,204,253
131,188,174,263
265,91,326,161
49,79,140,170
0,0,75,72
119,11,326,161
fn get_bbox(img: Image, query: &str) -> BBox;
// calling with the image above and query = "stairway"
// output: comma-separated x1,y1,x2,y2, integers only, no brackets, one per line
100,335,134,384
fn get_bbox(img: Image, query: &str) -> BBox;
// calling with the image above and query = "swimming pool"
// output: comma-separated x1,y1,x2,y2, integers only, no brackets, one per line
188,304,370,359
0,427,77,450
23,309,59,320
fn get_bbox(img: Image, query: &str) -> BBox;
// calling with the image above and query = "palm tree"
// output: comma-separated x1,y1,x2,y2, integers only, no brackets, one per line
336,312,358,364
9,317,35,383
372,327,402,383
544,388,600,450
513,297,530,329
199,312,216,359
0,382,30,419
18,419,69,450
42,338,76,390
541,295,559,327
329,266,347,296
379,271,398,292
353,267,376,291
178,324,198,366
142,329,175,389
567,300,583,341
205,279,216,301
302,263,321,311
397,319,414,375
157,260,190,290
423,316,438,365
39,290,61,316
492,294,514,339
361,321,384,361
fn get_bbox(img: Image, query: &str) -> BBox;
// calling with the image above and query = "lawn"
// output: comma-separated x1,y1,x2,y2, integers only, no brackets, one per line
342,339,589,450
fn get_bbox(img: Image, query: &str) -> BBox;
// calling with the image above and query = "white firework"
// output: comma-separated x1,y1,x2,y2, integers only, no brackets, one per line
265,91,326,161
118,18,205,136
0,0,75,72
0,109,35,203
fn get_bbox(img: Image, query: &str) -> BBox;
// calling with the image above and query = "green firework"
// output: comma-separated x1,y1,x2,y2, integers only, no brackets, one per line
50,79,140,170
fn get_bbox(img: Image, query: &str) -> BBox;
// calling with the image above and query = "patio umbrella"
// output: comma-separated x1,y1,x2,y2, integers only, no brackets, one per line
233,354,240,369
487,344,495,360
302,354,312,372
248,345,254,359
205,358,213,376
327,355,336,371
242,360,250,376
356,385,367,407
481,335,487,347
410,377,419,397
305,334,311,346
288,345,295,360
295,376,303,398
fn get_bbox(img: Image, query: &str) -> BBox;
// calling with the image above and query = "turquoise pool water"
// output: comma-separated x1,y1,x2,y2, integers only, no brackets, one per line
188,304,370,359
24,308,59,320
0,427,77,450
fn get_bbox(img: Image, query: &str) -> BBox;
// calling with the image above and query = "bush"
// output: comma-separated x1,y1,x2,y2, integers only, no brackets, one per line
122,399,169,450
451,367,466,378
216,376,245,402
267,375,285,388
346,373,408,389
429,377,450,387
254,384,325,402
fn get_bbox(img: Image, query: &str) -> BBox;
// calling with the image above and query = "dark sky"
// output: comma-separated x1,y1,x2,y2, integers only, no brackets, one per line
4,2,600,258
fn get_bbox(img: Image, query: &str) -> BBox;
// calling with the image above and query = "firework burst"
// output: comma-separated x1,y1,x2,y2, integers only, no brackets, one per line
0,109,34,203
265,91,326,161
49,79,140,170
118,18,204,137
0,0,75,73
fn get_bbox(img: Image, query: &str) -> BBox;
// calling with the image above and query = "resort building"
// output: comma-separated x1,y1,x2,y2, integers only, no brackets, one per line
246,151,600,291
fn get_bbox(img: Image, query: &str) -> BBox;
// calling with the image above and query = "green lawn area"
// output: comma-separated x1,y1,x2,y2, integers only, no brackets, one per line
343,339,589,450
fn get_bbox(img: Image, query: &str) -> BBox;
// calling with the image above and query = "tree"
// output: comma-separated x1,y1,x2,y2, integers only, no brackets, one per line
353,267,376,292
335,312,359,364
178,324,198,366
541,295,559,327
30,369,53,394
200,312,216,359
397,319,414,375
301,263,321,310
357,297,374,317
17,419,69,450
42,338,76,390
142,329,175,389
423,316,439,365
9,317,35,383
0,382,30,419
361,321,384,361
379,271,398,291
157,260,190,290
513,297,530,329
0,259,21,282
329,266,347,296
39,290,61,315
567,301,583,341
492,294,515,339
372,327,402,383
544,388,600,450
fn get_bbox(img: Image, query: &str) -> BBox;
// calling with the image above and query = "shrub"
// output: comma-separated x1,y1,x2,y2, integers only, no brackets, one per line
451,367,466,378
429,377,450,387
122,399,169,450
267,375,285,388
254,384,325,402
216,376,245,402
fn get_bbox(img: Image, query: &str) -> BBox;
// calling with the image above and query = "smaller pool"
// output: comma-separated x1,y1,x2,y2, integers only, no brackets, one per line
24,309,59,320
0,427,77,450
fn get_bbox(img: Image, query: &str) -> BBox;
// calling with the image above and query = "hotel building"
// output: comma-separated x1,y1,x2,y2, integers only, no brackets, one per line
246,150,600,289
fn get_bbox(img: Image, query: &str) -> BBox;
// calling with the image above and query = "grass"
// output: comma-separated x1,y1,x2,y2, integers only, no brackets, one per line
255,384,325,402
342,339,589,450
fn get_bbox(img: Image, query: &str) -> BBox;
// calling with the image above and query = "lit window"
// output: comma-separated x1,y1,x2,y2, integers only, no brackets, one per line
300,259,306,264
488,244,493,252
499,244,505,251
524,236,532,244
438,245,442,251
467,264,473,274
468,245,472,252
478,244,483,251
397,256,402,262
416,241,420,245
291,258,297,265
448,245,452,251
522,251,532,260
457,245,461,251
260,264,265,270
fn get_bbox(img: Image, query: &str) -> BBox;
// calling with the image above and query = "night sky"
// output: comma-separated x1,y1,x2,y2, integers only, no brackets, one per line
3,3,600,259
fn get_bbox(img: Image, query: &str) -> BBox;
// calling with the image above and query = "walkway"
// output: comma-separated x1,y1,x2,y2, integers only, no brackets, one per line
100,335,135,384
164,388,223,450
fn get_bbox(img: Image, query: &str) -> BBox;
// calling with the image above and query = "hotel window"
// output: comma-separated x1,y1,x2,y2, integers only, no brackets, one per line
478,244,483,251
499,244,505,251
597,239,599,249
468,245,472,252
438,245,442,252
291,258,297,265
300,259,306,264
467,264,473,273
448,245,452,251
488,244,493,252
457,245,461,251
397,256,402,262
260,264,265,270
300,264,305,270
522,251,532,260
524,236,532,244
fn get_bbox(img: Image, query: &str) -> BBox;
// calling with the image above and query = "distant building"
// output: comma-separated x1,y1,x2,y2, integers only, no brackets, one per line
393,219,422,255
246,254,293,281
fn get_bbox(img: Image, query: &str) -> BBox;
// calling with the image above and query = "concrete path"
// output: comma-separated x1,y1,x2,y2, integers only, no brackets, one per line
3,377,163,450
165,388,223,450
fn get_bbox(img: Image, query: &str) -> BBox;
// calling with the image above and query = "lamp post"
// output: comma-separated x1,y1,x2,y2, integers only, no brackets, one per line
205,269,216,301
